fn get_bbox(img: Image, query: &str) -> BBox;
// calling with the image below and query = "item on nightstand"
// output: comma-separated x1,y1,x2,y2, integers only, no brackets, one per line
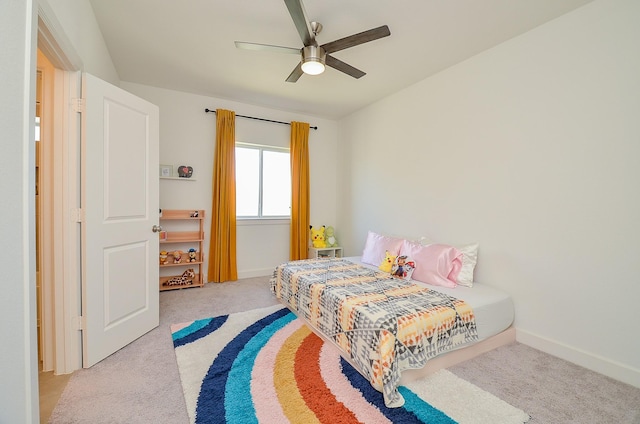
172,250,183,264
378,250,397,273
160,251,169,265
188,248,197,262
163,268,195,287
325,226,338,247
310,225,327,248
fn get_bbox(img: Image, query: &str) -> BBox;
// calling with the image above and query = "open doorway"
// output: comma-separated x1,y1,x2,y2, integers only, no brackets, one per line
36,48,73,423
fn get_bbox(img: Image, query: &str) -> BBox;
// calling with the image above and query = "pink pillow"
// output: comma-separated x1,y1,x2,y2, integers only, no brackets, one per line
400,240,462,288
361,231,404,266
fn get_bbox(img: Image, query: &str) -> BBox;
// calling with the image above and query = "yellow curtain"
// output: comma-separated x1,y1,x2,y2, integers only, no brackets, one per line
290,121,310,260
208,109,238,282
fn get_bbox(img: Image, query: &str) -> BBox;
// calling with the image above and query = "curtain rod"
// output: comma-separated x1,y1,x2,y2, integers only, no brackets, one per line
204,108,318,130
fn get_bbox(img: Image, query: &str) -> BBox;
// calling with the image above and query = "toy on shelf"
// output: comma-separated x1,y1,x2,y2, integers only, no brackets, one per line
160,251,169,265
190,210,199,218
188,248,197,262
172,250,183,264
163,269,195,287
325,226,338,247
310,225,327,248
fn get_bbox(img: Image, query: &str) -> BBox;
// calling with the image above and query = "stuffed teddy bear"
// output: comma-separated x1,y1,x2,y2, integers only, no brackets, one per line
172,250,183,264
310,225,327,248
378,250,397,273
325,226,338,247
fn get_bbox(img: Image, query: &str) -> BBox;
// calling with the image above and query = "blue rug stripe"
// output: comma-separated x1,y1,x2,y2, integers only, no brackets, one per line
172,318,214,343
340,357,456,424
173,316,226,348
195,308,291,424
224,312,297,424
399,386,458,424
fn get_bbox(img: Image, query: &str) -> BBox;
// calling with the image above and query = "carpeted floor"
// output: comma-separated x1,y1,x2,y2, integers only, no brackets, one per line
49,276,640,423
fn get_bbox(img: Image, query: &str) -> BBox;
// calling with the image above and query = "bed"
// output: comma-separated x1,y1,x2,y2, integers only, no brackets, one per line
270,255,515,408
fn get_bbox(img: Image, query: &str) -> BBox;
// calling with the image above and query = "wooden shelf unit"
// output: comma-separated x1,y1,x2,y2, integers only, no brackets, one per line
159,209,205,291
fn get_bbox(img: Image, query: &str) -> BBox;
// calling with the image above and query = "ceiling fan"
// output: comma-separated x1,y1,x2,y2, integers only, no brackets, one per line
235,0,391,82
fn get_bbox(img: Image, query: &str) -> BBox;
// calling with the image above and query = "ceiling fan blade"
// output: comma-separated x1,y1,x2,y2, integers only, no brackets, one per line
235,41,300,55
321,25,391,54
283,0,315,46
286,63,304,83
325,55,366,79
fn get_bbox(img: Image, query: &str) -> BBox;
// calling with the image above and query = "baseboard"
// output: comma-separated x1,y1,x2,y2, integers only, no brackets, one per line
516,328,640,389
237,268,272,280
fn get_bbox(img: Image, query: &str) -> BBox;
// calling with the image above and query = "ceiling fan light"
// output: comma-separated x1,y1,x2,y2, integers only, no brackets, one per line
301,45,326,75
301,60,325,75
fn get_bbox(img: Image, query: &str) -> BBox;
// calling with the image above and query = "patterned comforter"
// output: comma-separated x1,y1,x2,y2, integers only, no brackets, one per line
270,258,478,407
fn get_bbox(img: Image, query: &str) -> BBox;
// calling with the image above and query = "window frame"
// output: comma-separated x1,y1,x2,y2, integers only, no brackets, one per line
235,142,291,223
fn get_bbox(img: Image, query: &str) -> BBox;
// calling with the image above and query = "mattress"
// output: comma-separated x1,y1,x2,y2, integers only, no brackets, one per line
344,256,514,341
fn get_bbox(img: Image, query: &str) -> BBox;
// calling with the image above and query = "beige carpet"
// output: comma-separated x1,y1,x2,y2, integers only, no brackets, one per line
49,276,640,423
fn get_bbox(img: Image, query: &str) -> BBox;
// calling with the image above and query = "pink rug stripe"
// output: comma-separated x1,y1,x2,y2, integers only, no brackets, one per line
251,319,304,424
170,321,192,333
319,342,393,424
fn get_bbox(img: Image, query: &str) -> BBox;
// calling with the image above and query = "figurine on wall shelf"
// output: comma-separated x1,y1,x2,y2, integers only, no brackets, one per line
190,210,199,218
178,165,193,178
160,251,169,265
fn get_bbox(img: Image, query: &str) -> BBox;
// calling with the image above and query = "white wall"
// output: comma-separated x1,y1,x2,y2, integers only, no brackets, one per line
42,0,120,85
337,0,640,387
122,82,339,279
0,2,39,422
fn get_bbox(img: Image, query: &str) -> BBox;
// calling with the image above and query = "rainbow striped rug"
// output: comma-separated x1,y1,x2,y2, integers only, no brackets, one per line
171,305,529,424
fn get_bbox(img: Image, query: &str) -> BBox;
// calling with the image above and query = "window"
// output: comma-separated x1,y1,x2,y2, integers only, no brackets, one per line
235,144,291,218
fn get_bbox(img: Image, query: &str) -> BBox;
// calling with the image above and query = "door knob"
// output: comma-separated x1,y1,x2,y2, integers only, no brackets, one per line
152,225,163,233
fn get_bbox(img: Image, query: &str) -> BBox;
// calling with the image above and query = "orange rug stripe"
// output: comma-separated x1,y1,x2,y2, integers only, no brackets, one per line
294,331,360,424
273,325,321,424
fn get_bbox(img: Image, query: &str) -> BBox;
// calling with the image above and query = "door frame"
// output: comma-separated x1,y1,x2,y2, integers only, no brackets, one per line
37,2,84,374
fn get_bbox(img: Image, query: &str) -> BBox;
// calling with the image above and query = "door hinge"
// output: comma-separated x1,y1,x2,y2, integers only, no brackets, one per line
71,208,85,223
73,316,86,331
72,98,85,113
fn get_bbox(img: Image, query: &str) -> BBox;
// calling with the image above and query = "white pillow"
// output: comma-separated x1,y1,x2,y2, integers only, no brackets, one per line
419,237,478,287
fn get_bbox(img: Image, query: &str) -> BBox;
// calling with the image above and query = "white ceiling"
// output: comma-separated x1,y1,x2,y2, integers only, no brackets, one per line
89,0,593,120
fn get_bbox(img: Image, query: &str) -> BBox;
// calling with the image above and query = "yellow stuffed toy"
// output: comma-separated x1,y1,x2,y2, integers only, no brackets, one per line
310,225,327,248
379,251,397,273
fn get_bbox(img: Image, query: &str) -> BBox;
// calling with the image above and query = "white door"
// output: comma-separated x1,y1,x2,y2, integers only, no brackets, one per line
82,73,159,367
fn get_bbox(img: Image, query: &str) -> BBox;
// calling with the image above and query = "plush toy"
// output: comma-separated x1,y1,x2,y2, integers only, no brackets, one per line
378,250,397,273
163,268,195,287
160,251,169,265
172,250,183,264
188,248,197,263
310,225,327,248
391,255,416,280
325,226,338,247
